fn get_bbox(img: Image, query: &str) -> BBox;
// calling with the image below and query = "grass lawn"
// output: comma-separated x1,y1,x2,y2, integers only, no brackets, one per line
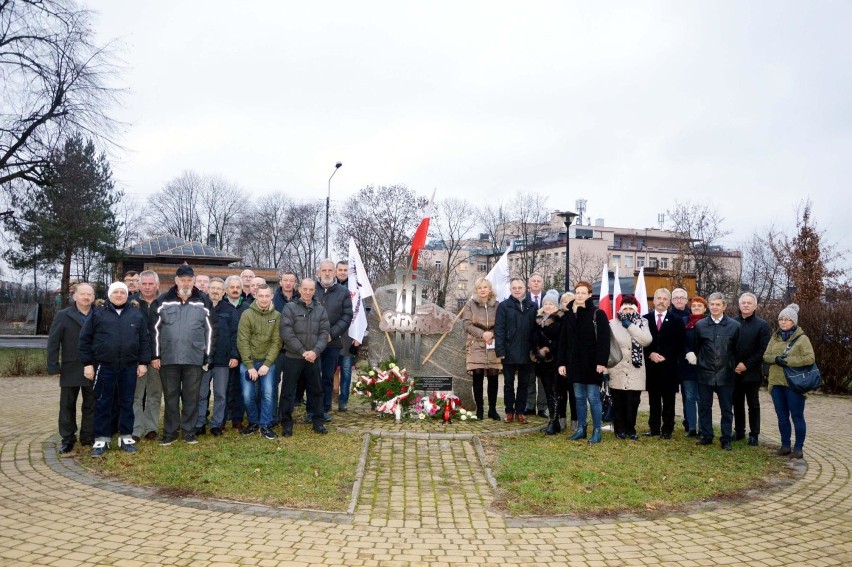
0,348,47,376
483,419,791,517
78,426,364,511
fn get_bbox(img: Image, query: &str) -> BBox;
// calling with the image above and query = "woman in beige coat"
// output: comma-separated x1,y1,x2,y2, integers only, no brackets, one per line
608,295,653,439
462,278,502,420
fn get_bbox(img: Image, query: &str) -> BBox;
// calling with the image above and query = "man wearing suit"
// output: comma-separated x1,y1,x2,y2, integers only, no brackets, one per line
643,288,685,439
524,273,548,416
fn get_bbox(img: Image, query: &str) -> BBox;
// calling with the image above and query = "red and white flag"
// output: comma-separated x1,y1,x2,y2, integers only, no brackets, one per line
634,267,650,316
597,263,612,319
347,237,374,343
409,190,436,270
612,265,622,320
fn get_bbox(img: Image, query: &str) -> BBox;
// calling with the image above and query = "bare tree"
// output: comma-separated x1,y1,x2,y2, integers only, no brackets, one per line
569,247,607,290
424,198,478,307
507,192,551,281
0,0,122,187
286,201,324,279
740,226,786,303
333,185,428,286
477,201,510,254
667,201,734,295
146,171,204,241
201,175,246,251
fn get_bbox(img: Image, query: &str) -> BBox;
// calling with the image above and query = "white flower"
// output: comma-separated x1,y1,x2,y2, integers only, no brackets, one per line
460,414,467,421
418,413,426,420
369,371,375,376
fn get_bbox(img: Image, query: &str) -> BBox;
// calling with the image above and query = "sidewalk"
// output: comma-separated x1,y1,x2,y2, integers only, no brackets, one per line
1,375,850,566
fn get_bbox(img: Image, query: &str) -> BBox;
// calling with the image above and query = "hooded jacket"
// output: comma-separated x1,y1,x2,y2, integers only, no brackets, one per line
237,300,282,367
79,299,152,368
150,286,216,366
763,326,816,393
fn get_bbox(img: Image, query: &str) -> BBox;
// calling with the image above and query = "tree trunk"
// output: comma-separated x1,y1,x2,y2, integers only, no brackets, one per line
61,247,73,307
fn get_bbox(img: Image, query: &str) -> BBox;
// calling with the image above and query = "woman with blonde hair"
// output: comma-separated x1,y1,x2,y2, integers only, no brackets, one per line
462,277,502,420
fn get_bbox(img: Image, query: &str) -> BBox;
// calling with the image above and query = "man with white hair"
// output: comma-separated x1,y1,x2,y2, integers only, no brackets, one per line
224,274,248,429
240,269,256,302
150,264,216,446
132,270,165,441
733,292,770,446
313,259,352,421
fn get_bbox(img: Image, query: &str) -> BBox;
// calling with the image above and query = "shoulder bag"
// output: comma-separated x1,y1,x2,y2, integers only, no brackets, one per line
780,336,822,395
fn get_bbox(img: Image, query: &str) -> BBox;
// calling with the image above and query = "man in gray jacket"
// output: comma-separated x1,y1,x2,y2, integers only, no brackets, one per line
279,279,330,436
151,265,216,445
314,259,352,421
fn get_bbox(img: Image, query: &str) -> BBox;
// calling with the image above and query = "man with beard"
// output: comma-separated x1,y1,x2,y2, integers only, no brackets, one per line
313,259,352,422
150,265,216,446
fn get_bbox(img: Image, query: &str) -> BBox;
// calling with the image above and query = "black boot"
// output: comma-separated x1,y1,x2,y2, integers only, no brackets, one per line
544,396,561,435
486,372,500,420
472,372,485,421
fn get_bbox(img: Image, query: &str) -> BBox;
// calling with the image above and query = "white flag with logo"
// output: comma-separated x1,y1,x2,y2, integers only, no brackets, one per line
348,237,374,343
485,246,512,302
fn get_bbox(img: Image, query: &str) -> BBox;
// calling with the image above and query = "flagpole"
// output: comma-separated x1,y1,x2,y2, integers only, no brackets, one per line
368,296,396,358
421,305,466,366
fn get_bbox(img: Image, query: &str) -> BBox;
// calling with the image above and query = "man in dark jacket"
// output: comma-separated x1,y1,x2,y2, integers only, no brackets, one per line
224,274,248,429
150,265,217,446
695,292,742,451
644,288,685,439
733,292,771,446
48,282,96,454
279,278,330,436
314,259,352,421
273,271,299,422
79,282,151,457
194,278,239,437
494,277,536,424
132,270,163,441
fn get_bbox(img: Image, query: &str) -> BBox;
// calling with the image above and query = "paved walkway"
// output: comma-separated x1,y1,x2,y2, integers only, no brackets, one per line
1,376,850,566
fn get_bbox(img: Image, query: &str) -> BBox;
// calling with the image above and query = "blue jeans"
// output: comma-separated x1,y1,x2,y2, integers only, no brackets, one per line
196,366,229,429
338,353,354,407
93,366,137,440
770,385,807,450
319,346,342,413
240,361,277,427
681,380,699,433
574,383,602,430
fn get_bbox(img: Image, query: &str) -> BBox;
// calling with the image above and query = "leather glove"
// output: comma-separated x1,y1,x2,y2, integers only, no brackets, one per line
685,352,697,365
775,356,788,367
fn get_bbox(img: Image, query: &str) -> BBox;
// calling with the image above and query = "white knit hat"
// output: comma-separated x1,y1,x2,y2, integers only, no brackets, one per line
778,303,799,324
108,281,129,298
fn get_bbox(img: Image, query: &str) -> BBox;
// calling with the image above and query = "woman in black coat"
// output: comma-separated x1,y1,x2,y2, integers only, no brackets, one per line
557,280,610,444
530,290,564,435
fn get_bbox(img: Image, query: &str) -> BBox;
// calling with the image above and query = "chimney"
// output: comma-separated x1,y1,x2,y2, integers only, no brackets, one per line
206,233,217,248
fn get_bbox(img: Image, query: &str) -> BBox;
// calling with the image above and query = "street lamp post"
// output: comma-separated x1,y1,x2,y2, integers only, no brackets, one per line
325,162,343,259
557,210,578,291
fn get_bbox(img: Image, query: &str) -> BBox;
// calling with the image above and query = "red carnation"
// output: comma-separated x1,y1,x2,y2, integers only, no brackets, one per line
386,390,394,397
401,386,408,393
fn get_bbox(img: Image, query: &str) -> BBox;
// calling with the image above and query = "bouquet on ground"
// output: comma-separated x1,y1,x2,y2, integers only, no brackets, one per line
353,360,415,416
413,392,477,422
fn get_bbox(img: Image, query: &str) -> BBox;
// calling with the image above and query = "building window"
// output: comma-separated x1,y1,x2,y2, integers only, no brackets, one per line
638,239,646,249
458,282,467,290
614,237,622,248
660,257,669,270
637,257,645,268
624,256,633,268
611,254,621,267
478,264,487,272
435,260,442,269
649,257,659,269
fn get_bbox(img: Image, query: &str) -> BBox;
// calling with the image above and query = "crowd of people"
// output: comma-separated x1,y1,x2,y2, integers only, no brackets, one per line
48,259,355,457
48,263,816,461
462,275,815,458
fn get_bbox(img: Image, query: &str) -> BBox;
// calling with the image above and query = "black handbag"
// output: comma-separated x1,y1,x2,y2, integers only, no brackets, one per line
600,377,614,422
779,336,821,394
784,364,821,394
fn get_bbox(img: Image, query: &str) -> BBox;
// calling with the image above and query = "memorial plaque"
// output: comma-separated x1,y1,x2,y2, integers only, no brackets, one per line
415,375,453,391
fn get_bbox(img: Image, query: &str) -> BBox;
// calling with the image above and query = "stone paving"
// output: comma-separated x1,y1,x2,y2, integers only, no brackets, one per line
1,375,851,566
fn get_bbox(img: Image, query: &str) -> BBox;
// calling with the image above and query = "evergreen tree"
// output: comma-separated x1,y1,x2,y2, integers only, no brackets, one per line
3,133,122,305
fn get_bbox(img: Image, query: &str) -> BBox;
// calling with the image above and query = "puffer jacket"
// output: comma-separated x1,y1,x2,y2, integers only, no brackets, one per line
280,298,330,359
314,280,353,348
151,286,216,366
462,296,501,372
494,295,536,364
79,300,151,368
695,315,741,386
557,300,610,386
607,317,653,391
734,313,771,385
237,301,283,367
763,326,816,394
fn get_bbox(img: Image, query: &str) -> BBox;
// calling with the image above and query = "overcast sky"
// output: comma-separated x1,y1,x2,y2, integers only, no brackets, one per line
92,1,851,251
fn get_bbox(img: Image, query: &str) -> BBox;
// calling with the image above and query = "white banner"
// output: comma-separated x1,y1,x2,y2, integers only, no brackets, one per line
347,237,374,343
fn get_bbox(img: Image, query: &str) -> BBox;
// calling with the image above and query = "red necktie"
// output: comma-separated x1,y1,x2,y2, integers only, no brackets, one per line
657,313,663,331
